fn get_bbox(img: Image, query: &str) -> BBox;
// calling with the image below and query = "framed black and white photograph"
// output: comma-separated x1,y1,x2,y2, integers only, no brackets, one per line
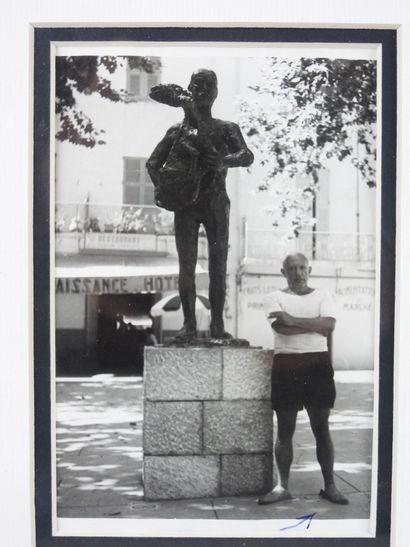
32,24,396,547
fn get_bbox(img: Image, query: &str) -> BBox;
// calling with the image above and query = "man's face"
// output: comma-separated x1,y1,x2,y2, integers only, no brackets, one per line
281,255,311,292
188,74,217,107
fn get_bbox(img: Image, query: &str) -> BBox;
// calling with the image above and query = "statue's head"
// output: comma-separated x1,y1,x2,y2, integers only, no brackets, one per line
188,69,218,106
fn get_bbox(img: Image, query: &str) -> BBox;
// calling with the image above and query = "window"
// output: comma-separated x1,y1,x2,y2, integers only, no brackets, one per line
126,57,161,101
122,157,155,205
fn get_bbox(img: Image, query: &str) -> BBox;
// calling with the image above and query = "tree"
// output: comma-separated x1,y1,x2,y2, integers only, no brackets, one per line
239,57,377,231
55,56,160,148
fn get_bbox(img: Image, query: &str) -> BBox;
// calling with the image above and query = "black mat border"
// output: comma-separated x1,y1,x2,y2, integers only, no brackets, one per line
33,25,397,547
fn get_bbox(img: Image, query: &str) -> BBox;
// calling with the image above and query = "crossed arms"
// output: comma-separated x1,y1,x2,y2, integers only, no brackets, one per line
268,311,336,337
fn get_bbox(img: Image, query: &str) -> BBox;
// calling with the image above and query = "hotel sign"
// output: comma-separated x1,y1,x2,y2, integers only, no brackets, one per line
55,275,180,294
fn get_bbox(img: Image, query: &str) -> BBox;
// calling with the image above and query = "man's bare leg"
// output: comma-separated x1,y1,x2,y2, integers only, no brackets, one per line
258,410,297,504
306,407,348,504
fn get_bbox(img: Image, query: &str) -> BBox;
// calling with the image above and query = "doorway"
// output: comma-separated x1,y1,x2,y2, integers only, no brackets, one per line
95,293,157,375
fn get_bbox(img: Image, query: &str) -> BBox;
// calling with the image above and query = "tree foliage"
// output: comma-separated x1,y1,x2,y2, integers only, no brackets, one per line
55,56,160,148
239,57,377,230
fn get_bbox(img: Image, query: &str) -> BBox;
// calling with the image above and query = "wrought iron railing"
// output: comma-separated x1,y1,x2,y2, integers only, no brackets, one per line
244,229,375,262
55,202,174,235
55,204,374,262
55,202,208,258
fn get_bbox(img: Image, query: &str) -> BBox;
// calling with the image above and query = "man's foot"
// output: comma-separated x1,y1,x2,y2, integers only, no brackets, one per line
257,487,292,505
319,486,349,505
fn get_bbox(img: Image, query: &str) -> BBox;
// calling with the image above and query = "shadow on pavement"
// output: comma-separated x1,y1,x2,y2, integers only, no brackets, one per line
56,374,373,520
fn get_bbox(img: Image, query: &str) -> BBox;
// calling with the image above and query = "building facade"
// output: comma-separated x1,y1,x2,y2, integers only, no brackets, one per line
54,54,377,374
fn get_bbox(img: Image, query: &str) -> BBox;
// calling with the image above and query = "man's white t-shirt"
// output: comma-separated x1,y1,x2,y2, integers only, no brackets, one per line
264,289,336,354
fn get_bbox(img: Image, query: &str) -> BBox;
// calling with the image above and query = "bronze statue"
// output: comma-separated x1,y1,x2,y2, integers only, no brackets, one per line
147,69,254,343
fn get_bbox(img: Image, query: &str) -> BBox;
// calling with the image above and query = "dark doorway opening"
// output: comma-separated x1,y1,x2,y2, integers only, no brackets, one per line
96,293,156,375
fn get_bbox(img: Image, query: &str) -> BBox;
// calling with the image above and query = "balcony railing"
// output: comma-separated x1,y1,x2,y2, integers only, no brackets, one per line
55,202,174,235
55,202,208,258
244,229,375,263
55,204,374,263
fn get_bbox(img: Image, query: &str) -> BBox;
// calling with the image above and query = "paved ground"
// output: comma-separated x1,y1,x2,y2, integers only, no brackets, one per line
56,371,373,520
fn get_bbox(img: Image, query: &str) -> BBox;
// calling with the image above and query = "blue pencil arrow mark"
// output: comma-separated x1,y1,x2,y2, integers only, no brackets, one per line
280,512,316,531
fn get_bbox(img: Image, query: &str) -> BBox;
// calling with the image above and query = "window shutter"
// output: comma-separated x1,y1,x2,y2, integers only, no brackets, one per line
123,184,140,205
128,73,141,96
123,157,154,205
127,58,161,100
147,72,160,92
143,183,155,205
124,158,140,183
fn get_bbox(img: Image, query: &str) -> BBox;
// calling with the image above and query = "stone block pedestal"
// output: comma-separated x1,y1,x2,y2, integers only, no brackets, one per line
143,347,274,500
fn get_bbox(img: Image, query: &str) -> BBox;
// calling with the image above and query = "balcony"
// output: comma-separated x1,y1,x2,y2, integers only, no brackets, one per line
55,202,208,258
243,229,376,264
55,202,174,235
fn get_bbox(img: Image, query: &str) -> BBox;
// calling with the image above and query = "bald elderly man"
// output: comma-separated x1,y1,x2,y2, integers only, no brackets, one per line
259,253,348,506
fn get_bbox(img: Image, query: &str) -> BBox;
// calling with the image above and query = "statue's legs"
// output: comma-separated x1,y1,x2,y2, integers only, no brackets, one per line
202,195,231,338
174,209,200,338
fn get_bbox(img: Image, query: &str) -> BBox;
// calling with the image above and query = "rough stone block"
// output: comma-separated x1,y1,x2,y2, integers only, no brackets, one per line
143,456,219,500
223,349,273,400
221,454,273,496
204,400,273,454
144,401,203,455
144,348,222,401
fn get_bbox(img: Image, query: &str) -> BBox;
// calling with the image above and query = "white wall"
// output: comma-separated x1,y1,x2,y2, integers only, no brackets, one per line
55,55,376,238
326,157,376,235
54,54,377,355
54,55,254,336
55,56,246,205
238,159,376,235
238,267,375,370
55,294,86,329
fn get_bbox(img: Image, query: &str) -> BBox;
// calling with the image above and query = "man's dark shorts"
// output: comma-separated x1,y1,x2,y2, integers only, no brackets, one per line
271,351,336,411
